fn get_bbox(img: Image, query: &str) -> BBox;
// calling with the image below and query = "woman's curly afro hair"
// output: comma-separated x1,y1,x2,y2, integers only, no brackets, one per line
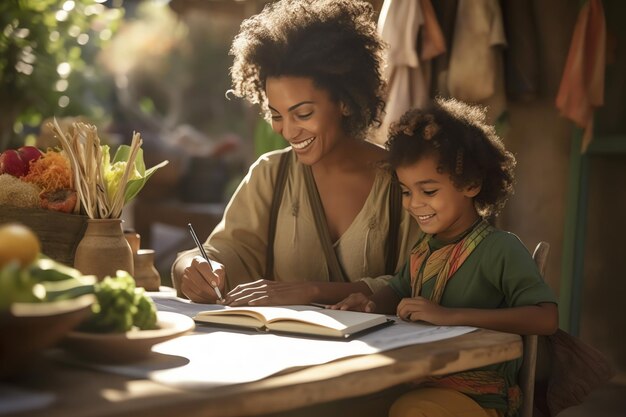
386,98,517,217
229,0,386,139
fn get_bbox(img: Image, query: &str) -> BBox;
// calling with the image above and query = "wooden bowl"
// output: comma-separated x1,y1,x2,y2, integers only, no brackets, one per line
62,311,195,364
0,294,95,378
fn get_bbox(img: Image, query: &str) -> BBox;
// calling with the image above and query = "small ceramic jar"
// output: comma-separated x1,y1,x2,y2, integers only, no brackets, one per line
124,230,141,254
133,249,161,291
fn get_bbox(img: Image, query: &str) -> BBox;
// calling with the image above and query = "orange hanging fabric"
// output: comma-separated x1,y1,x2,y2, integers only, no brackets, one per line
446,0,507,124
419,0,446,62
555,0,606,152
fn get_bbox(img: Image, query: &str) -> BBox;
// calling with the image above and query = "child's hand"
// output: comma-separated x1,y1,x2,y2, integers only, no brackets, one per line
397,296,450,324
329,293,376,312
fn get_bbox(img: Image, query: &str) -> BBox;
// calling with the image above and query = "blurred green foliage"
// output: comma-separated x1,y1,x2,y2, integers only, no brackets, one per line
254,118,286,156
0,0,123,151
100,2,248,139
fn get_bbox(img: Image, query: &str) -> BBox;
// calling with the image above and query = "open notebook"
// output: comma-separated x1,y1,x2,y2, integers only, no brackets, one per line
193,305,392,339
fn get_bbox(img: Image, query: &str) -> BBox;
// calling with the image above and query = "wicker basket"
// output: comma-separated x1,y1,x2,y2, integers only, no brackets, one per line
0,205,88,267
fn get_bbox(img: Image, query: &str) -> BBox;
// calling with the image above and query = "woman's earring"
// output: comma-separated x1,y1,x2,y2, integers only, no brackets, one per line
340,103,350,117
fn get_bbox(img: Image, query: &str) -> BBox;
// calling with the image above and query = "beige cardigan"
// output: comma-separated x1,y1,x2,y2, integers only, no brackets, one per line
173,148,420,293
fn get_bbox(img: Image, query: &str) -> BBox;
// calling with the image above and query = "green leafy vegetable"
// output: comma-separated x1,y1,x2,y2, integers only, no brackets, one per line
0,261,43,308
80,270,158,333
133,288,158,330
102,145,167,205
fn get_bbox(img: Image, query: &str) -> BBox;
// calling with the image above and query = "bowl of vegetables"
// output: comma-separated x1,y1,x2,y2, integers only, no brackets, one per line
61,271,195,364
62,311,194,364
0,223,191,370
0,223,97,378
0,144,87,267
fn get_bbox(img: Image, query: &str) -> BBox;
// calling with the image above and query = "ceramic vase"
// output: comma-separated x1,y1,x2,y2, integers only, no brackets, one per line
133,249,161,291
74,218,134,280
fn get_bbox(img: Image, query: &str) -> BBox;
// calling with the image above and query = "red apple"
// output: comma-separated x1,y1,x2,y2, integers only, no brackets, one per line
0,150,28,177
17,146,43,169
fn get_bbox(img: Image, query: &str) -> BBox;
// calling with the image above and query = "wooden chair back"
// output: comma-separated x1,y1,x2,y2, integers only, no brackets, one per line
518,241,550,417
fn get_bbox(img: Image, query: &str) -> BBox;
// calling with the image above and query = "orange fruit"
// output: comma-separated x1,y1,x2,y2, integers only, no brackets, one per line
0,223,41,268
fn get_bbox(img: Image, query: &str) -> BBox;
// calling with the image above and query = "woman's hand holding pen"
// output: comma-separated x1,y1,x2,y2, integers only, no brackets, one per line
181,256,226,304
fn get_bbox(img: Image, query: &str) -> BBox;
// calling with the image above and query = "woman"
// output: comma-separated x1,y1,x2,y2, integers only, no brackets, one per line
172,0,419,305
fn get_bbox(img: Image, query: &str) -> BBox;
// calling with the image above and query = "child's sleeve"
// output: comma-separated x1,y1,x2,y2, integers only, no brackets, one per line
487,232,558,307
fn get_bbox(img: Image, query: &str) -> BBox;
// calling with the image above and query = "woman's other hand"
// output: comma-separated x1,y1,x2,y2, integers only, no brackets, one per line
329,293,376,312
224,280,318,306
180,256,226,303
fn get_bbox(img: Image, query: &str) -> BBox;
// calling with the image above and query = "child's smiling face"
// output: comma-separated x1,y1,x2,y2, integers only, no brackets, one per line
396,155,481,241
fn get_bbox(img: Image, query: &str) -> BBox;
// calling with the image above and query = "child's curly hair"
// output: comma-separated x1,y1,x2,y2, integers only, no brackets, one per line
229,0,386,139
386,98,516,217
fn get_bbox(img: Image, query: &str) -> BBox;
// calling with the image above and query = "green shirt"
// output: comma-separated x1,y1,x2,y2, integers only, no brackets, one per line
388,229,557,412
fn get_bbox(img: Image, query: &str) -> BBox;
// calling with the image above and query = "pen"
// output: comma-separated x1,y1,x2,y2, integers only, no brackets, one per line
188,223,223,301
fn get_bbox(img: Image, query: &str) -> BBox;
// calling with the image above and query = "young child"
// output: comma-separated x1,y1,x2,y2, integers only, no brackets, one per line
331,98,558,417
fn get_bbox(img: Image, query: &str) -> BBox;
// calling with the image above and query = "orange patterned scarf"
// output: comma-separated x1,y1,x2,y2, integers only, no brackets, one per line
410,219,493,300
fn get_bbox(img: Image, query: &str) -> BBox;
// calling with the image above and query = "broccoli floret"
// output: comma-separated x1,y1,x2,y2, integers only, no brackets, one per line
80,270,155,333
133,287,157,330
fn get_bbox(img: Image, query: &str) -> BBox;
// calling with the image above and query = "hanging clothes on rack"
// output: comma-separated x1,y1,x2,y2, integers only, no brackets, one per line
501,0,540,102
499,0,581,101
447,0,507,124
429,0,458,98
555,0,606,152
374,0,445,145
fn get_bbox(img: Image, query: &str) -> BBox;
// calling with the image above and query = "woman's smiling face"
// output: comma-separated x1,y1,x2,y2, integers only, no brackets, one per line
266,76,347,165
396,155,480,241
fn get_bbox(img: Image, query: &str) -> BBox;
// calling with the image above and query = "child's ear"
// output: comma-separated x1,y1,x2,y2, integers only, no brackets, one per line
463,182,481,198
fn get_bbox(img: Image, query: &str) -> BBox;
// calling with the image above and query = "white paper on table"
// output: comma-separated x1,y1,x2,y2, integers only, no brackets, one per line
148,292,220,318
61,294,476,391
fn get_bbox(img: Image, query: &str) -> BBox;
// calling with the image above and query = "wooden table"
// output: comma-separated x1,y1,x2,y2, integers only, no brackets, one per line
10,329,521,417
